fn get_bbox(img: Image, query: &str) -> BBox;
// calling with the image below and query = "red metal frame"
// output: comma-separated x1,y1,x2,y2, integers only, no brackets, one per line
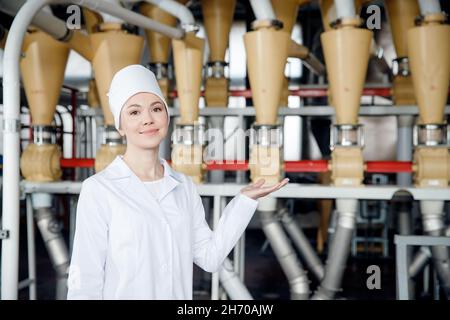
60,158,413,173
170,86,396,99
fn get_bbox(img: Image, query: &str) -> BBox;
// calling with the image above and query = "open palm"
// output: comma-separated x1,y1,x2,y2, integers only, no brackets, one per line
240,178,289,200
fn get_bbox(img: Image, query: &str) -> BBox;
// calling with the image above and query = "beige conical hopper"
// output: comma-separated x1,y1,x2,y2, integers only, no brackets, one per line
201,0,235,63
201,0,236,107
87,79,101,109
321,27,372,125
140,3,176,64
385,0,418,58
272,0,309,34
83,8,104,34
392,76,416,105
407,23,450,124
244,28,291,125
272,0,309,107
90,27,144,126
140,3,177,99
385,0,419,105
172,32,205,125
20,30,70,125
320,0,336,32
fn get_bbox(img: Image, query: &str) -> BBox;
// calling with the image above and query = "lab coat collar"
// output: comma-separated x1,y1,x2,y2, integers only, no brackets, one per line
103,155,183,201
104,155,182,182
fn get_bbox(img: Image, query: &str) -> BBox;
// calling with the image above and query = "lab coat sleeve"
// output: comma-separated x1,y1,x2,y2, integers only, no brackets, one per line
67,178,110,300
190,179,259,273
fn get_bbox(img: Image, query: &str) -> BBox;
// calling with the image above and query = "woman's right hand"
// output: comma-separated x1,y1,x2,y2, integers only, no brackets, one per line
240,178,289,200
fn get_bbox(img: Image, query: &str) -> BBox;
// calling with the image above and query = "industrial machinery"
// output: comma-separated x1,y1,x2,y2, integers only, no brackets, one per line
0,0,449,300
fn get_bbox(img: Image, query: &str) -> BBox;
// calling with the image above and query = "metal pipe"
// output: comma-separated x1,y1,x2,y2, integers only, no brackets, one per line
32,193,70,300
249,0,276,21
0,0,184,46
1,0,44,300
312,199,358,300
145,0,195,26
206,117,225,183
279,208,324,281
396,115,414,186
1,0,182,300
418,0,442,16
409,246,432,278
97,0,125,23
259,198,309,300
420,200,450,298
219,258,253,300
394,115,415,295
0,0,67,40
73,0,184,39
26,195,37,300
409,226,450,278
397,201,414,297
124,0,195,28
334,0,356,20
303,53,326,76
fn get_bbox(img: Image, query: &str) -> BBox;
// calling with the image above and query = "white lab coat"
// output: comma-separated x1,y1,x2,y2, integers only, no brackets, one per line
67,155,258,300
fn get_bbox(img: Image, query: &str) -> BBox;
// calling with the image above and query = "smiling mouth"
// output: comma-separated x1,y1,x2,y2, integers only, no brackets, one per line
140,129,159,135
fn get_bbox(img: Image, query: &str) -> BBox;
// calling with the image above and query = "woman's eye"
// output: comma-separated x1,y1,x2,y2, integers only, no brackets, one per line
129,110,139,116
153,106,163,112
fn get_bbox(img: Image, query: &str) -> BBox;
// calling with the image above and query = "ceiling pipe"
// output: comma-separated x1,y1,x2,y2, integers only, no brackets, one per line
97,0,125,23
125,0,196,29
0,0,69,41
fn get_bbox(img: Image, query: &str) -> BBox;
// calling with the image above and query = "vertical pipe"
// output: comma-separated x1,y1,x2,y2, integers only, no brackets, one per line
211,195,221,300
32,193,70,300
334,0,356,20
396,116,414,186
280,208,324,281
259,198,309,300
249,0,276,20
418,0,442,15
208,117,225,183
1,0,49,300
26,195,37,300
420,200,450,298
396,115,414,298
312,199,357,300
396,200,414,297
219,258,253,300
238,231,246,281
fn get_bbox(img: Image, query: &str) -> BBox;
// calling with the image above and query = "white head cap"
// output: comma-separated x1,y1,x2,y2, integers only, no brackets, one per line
107,64,169,130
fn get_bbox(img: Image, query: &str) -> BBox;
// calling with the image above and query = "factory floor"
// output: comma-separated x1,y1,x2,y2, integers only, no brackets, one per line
17,224,410,300
192,229,398,300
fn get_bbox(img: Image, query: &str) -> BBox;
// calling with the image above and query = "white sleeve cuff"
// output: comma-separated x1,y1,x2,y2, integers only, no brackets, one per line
237,193,259,210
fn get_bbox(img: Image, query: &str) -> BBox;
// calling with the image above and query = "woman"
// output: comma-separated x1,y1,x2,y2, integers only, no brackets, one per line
67,64,289,299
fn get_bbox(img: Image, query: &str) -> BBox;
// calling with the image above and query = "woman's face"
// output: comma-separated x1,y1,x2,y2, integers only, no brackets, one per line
118,92,168,150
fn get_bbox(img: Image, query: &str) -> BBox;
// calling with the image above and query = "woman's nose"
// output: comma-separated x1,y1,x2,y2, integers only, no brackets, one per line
142,108,154,124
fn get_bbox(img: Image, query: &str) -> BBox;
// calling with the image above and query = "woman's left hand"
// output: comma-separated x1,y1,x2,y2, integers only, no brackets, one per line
240,178,289,200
